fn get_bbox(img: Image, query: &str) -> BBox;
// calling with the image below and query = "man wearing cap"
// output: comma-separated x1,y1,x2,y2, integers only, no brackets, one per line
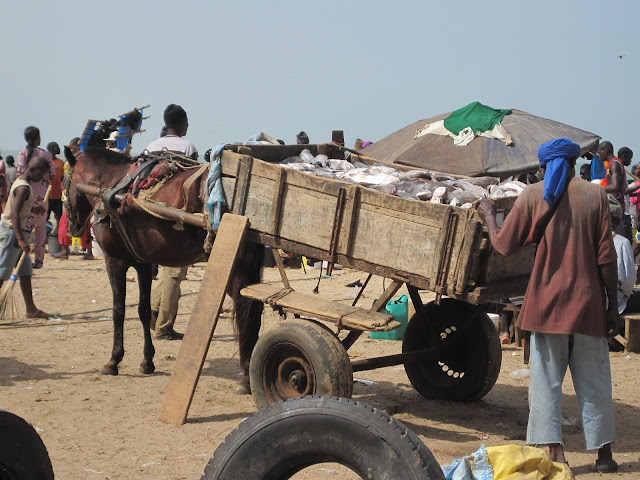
148,104,198,340
478,138,620,473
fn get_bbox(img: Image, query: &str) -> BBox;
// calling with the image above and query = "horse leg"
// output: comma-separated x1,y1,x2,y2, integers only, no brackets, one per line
134,263,155,374
101,257,128,375
230,242,264,394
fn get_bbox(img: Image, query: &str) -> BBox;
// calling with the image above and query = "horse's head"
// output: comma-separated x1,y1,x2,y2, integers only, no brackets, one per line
66,146,134,237
65,145,94,237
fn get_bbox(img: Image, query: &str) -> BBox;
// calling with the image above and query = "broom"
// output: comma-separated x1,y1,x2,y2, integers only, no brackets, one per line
0,186,52,320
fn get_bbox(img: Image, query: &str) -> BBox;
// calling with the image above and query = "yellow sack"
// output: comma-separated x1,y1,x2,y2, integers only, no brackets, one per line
486,445,573,480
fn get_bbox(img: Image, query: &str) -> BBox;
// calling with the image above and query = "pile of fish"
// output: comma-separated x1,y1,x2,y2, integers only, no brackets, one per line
279,149,526,208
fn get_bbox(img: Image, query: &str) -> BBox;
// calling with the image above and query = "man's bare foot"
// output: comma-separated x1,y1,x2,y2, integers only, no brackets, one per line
548,444,567,464
26,309,51,319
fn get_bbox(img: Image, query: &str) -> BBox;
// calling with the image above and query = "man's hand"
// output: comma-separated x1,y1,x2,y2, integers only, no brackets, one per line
607,307,622,338
477,198,497,223
18,238,30,253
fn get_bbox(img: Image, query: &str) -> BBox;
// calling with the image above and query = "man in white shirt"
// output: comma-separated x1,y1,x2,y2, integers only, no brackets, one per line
146,104,198,160
149,104,198,340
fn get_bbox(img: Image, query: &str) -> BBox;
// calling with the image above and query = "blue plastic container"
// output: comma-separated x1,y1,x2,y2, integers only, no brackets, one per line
369,295,409,340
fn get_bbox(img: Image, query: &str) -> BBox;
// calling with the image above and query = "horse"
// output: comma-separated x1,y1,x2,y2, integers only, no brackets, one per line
66,146,263,391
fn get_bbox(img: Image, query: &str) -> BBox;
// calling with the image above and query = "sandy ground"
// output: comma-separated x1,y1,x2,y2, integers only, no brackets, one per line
1,254,639,479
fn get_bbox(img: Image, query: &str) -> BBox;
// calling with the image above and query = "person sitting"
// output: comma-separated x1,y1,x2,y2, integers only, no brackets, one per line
609,195,635,314
0,156,51,318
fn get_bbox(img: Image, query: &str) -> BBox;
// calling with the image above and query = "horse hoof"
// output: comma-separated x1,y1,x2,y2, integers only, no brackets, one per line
100,365,118,376
139,363,155,375
235,383,251,395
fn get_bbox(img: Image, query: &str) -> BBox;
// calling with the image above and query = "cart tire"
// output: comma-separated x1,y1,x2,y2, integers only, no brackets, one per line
0,410,54,480
201,396,445,480
249,320,353,410
402,299,501,402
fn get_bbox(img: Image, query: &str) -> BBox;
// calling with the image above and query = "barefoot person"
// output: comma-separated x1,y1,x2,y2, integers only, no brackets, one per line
17,126,53,269
0,156,51,318
478,138,619,473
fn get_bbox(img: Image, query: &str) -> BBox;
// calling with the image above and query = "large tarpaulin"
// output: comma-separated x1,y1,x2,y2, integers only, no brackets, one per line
362,109,600,178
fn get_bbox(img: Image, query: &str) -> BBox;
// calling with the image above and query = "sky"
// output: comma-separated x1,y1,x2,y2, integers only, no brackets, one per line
1,1,638,161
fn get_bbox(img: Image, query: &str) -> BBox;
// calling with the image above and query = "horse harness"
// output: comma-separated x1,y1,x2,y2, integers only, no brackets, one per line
98,154,210,263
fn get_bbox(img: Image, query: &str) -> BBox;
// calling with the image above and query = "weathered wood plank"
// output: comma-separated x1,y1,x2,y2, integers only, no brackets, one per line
268,168,285,236
231,155,253,215
240,283,400,332
157,214,249,425
625,314,640,353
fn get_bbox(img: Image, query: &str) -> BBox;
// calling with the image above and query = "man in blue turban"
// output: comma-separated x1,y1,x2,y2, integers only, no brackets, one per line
478,138,620,473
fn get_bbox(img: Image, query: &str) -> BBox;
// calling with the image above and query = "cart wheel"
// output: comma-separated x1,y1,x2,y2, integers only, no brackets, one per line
249,320,353,410
201,396,445,480
402,298,501,402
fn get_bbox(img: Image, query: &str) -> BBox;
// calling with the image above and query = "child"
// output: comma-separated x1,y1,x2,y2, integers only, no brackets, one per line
0,156,51,318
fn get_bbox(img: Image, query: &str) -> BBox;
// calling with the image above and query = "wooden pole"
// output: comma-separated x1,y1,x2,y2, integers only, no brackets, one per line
76,183,207,229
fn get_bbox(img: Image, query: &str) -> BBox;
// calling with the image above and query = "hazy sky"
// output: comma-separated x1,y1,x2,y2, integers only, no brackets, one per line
1,1,638,160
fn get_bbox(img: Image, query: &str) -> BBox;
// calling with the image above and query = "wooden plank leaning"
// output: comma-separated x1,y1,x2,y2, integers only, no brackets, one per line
157,213,249,425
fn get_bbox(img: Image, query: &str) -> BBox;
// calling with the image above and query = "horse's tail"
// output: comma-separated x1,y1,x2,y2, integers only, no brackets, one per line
231,241,265,380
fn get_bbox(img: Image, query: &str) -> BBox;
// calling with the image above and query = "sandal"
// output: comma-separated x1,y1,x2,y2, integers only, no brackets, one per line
82,254,95,260
26,309,51,319
33,261,43,269
51,252,68,260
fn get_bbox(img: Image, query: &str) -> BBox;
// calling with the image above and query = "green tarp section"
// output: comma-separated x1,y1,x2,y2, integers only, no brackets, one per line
443,101,511,135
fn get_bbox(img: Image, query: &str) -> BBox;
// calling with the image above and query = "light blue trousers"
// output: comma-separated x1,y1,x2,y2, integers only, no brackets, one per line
527,332,616,450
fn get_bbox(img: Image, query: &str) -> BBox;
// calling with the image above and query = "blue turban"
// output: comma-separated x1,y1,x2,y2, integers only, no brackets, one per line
538,138,581,205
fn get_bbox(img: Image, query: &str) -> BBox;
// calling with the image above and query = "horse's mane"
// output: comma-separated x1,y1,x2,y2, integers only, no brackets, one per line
84,147,135,165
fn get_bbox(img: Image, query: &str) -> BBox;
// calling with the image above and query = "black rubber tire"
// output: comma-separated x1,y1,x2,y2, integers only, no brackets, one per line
249,320,353,410
402,298,501,402
0,410,54,480
201,396,445,480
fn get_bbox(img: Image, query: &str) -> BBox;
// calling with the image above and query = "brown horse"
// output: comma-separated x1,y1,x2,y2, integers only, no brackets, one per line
66,146,263,389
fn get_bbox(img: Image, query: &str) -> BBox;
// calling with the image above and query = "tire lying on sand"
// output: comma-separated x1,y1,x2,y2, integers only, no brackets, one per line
0,410,54,480
201,396,445,480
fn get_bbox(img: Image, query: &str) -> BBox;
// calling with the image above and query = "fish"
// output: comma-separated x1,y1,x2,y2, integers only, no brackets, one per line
328,159,355,171
445,189,481,204
464,176,500,188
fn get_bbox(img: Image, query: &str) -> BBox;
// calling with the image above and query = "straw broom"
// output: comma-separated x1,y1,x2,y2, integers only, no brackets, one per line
0,186,52,320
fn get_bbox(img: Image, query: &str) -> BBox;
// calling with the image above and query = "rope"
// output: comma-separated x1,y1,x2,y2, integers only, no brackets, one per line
264,287,294,307
131,197,173,221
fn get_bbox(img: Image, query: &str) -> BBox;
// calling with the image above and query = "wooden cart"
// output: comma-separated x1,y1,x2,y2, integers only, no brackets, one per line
81,143,535,419
216,143,534,408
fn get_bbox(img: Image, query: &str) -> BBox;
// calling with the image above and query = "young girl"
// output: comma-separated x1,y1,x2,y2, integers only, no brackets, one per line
17,126,53,269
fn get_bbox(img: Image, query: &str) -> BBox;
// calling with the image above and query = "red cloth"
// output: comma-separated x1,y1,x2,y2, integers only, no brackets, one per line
49,158,64,200
58,210,92,249
491,179,616,337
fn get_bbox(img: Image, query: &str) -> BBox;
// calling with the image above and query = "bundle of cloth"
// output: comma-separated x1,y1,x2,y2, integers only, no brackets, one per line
279,149,527,208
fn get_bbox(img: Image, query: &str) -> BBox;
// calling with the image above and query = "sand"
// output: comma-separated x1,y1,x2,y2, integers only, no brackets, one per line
1,255,639,479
